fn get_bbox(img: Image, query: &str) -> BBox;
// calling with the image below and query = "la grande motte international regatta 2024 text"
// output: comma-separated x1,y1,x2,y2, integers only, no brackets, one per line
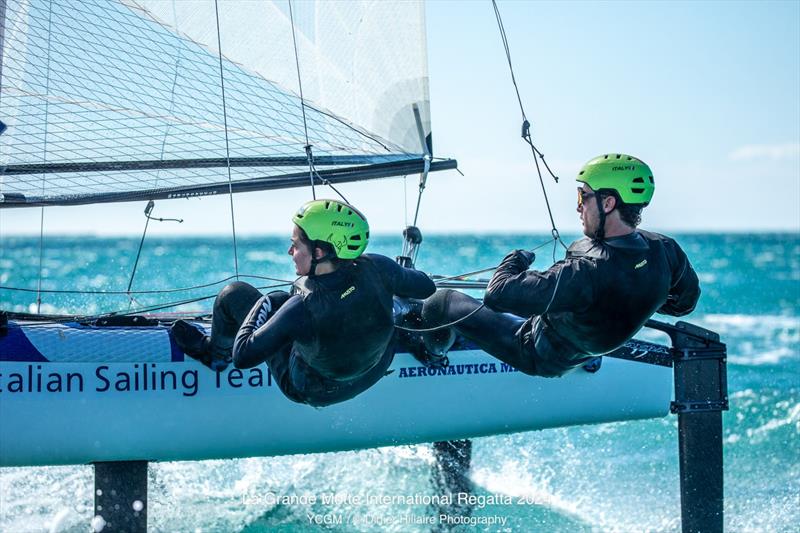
242,490,549,528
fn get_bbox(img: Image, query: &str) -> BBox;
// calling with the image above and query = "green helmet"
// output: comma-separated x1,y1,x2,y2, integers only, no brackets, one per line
292,199,369,260
576,154,654,206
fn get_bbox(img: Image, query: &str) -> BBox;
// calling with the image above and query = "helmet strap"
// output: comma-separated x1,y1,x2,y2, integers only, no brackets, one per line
593,193,613,241
307,241,335,277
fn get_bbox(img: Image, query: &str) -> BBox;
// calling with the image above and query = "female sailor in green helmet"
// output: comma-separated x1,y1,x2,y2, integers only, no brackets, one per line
420,154,701,377
172,199,435,406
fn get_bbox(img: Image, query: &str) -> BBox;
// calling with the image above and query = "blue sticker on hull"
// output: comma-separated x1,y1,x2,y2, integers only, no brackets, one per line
0,323,49,362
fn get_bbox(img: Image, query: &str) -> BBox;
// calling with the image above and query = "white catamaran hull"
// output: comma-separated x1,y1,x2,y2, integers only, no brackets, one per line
0,321,672,467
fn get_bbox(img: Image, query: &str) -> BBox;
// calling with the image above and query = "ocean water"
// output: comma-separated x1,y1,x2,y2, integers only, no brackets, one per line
0,232,798,532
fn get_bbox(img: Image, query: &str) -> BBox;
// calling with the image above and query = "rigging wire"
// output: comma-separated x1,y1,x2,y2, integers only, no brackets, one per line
1,274,292,296
213,0,241,280
287,0,316,200
287,0,351,205
36,207,45,313
412,186,425,228
125,5,187,309
491,0,567,250
5,281,293,327
35,0,55,314
126,208,151,309
402,175,410,228
109,281,289,318
126,201,184,309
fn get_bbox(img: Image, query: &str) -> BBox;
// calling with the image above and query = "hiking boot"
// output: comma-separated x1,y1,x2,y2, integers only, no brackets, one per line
171,320,209,356
171,320,230,371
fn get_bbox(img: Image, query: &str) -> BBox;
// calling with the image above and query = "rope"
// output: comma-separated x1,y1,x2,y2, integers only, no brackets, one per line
431,238,557,282
394,234,563,334
541,263,565,316
213,0,240,279
394,303,486,333
309,160,351,204
491,0,567,250
153,0,183,197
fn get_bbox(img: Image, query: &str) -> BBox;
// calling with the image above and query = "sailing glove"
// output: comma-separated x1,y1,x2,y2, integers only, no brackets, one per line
513,249,536,268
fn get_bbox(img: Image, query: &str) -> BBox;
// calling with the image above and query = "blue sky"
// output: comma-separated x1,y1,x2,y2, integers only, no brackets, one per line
424,0,800,234
1,0,798,236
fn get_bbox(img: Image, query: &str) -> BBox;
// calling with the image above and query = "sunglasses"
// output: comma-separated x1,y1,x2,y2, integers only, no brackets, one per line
577,188,596,208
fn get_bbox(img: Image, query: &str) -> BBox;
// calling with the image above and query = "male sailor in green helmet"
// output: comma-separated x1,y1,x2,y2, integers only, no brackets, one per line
171,199,435,406
419,154,700,377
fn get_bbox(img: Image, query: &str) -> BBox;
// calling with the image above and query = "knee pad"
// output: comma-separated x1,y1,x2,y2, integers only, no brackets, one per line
266,290,291,309
421,289,452,320
222,280,256,297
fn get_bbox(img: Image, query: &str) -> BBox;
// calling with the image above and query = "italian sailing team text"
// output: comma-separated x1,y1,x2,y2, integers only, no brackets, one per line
0,363,277,396
0,361,518,396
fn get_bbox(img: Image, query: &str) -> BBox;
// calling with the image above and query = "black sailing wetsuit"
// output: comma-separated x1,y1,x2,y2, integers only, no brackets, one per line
424,230,700,377
209,254,435,406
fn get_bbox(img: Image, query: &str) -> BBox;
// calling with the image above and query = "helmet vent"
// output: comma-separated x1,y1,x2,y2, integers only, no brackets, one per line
579,170,585,175
324,201,331,209
350,234,361,241
633,177,644,183
615,154,622,159
649,176,654,183
631,188,645,194
347,245,360,251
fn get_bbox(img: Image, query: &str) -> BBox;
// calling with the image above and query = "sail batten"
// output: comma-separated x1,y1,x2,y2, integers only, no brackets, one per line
0,0,453,207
